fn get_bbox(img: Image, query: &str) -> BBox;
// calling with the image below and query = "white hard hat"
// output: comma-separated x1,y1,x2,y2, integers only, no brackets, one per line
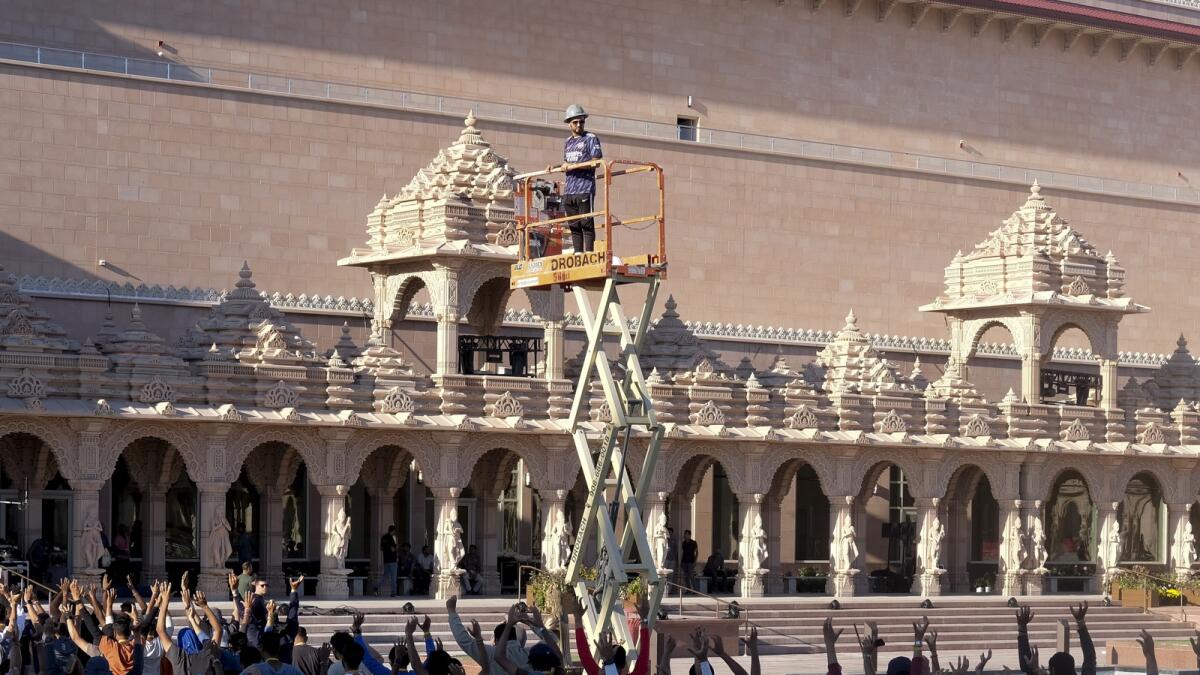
563,104,588,122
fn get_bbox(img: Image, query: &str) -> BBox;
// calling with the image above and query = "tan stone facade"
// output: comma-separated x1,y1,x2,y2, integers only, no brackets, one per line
3,0,1200,600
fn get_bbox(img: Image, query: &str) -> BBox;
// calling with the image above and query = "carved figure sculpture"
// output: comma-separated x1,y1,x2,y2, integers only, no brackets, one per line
747,513,768,571
556,516,572,572
80,514,107,572
1185,519,1197,568
651,512,670,571
1001,509,1024,573
441,518,465,572
206,515,233,569
1104,519,1121,571
833,511,858,571
328,509,352,566
1026,515,1048,570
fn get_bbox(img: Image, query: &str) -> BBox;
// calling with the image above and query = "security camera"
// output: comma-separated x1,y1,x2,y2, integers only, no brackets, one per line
98,259,109,267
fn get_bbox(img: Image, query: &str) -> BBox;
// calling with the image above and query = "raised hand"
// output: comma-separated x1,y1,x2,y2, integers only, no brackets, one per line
823,616,843,644
126,574,136,589
193,591,208,607
102,574,112,591
467,619,484,641
977,649,993,674
227,572,238,592
420,614,431,635
181,570,191,591
1016,605,1034,627
446,595,457,613
404,616,418,639
912,616,930,642
708,634,727,656
1137,629,1156,659
434,637,443,652
686,626,709,660
952,656,970,674
925,629,938,653
290,576,304,592
1070,601,1088,622
597,630,617,662
528,604,546,630
352,612,366,633
742,626,759,656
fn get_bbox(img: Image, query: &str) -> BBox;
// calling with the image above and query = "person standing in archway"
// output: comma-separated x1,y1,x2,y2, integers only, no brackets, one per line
547,104,603,253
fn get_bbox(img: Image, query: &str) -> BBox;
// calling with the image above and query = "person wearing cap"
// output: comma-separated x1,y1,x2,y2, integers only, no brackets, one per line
546,104,603,253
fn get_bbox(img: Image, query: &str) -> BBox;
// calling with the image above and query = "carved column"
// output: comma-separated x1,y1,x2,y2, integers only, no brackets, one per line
1095,500,1120,596
316,484,351,600
913,497,945,597
1168,502,1195,579
543,320,566,381
998,499,1024,596
70,480,105,582
1021,500,1048,595
539,489,570,572
142,488,168,582
432,487,465,599
197,482,231,596
432,263,461,376
829,495,860,597
1099,359,1119,411
1020,354,1041,406
735,493,766,597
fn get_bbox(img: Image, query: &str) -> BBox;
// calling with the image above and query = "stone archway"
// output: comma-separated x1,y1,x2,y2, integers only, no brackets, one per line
0,431,68,581
763,458,831,594
941,464,1000,593
854,460,918,594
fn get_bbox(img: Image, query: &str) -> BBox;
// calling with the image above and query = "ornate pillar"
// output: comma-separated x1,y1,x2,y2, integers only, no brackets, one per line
829,495,860,597
543,320,566,381
1169,502,1196,580
1095,500,1120,595
142,488,168,582
432,487,465,599
432,263,461,376
1022,500,1048,595
736,493,767,597
913,498,946,596
539,489,570,572
998,499,1024,596
1020,353,1041,406
1099,358,1119,411
316,484,351,600
70,480,105,583
197,482,231,596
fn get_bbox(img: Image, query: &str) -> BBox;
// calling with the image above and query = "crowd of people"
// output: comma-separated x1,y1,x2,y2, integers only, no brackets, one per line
373,529,486,598
0,568,1187,675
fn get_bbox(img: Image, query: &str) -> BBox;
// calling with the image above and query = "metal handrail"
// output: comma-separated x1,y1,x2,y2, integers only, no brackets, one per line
0,562,56,594
1109,566,1188,622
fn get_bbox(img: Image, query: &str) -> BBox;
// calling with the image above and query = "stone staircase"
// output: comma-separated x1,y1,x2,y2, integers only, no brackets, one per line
183,595,1195,660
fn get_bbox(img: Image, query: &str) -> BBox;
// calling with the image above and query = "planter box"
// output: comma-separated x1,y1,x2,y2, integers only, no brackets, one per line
1114,585,1160,609
1109,640,1196,669
796,576,828,593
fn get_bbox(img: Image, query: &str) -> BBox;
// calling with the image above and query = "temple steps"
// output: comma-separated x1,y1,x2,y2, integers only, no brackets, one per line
178,595,1192,659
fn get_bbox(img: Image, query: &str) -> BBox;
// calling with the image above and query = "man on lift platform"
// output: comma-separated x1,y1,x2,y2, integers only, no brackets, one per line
546,104,603,253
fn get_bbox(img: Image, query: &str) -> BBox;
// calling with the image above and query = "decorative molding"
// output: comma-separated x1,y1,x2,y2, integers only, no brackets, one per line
7,369,46,399
691,400,726,426
264,381,300,409
1063,418,1091,442
138,377,176,404
13,274,1171,368
491,391,524,418
381,387,415,414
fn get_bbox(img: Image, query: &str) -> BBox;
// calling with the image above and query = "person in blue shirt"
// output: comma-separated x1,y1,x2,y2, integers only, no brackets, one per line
547,104,603,254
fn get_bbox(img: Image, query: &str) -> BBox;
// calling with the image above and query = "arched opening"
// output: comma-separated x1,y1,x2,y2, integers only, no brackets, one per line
1041,325,1100,406
765,460,829,593
104,437,195,585
232,441,311,588
672,455,740,594
943,465,1000,593
968,323,1021,401
1119,472,1165,564
858,463,915,593
459,280,544,378
463,447,544,594
1046,470,1095,566
0,432,70,585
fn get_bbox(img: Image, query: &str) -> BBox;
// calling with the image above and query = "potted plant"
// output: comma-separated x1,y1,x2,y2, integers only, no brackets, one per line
1112,567,1159,609
621,574,648,613
797,566,825,593
973,576,987,594
526,568,568,624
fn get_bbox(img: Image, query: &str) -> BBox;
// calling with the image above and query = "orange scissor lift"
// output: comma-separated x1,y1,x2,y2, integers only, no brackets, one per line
510,160,667,664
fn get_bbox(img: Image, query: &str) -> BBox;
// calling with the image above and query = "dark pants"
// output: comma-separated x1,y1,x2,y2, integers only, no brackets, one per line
563,193,595,252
